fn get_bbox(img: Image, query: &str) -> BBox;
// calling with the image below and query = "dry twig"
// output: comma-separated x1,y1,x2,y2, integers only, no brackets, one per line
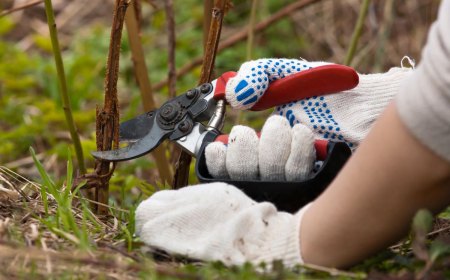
0,0,43,17
374,0,395,72
203,0,214,50
152,0,321,93
85,0,130,214
125,0,173,184
164,0,176,99
172,0,229,188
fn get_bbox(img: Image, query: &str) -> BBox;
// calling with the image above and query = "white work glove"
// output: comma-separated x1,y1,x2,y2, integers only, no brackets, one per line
135,182,311,268
205,115,316,181
225,58,413,148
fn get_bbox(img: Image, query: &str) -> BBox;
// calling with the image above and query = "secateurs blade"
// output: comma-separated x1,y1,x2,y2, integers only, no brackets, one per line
92,65,358,213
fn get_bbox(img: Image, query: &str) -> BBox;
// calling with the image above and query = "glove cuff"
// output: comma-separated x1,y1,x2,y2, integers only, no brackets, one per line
353,67,413,117
285,67,413,147
255,203,312,268
341,67,413,144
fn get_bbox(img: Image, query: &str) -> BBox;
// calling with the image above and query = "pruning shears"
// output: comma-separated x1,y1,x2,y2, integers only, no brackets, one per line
92,65,358,213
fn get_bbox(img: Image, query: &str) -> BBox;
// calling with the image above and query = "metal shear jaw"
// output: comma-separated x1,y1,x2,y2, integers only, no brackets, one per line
175,122,218,157
91,118,171,161
91,79,225,162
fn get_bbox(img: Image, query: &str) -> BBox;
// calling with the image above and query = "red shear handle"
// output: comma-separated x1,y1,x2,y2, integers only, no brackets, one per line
213,71,237,100
251,65,359,111
214,134,329,161
212,65,358,111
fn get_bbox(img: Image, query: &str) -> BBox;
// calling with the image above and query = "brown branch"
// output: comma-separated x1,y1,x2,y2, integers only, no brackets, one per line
373,0,395,72
125,3,156,110
133,0,142,32
152,0,321,93
246,0,259,60
164,0,183,169
198,3,227,83
164,0,176,99
0,0,44,17
125,0,173,185
87,0,130,215
203,0,213,50
172,0,229,189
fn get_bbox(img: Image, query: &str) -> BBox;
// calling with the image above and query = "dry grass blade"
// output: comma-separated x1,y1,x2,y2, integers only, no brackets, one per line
300,262,366,278
0,242,202,279
0,242,140,279
0,166,129,214
0,174,29,202
0,185,19,202
0,165,130,257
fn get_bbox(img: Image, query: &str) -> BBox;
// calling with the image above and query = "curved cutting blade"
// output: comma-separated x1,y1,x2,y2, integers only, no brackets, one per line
119,110,156,141
91,119,170,162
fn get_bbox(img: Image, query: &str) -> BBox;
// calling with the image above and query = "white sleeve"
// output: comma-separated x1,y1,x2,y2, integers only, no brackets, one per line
396,0,450,162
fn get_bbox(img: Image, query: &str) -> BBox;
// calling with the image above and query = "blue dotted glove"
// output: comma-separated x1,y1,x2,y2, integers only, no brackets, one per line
226,58,413,148
225,59,329,109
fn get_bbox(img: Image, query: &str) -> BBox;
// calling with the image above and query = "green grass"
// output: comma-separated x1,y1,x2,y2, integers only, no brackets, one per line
1,0,449,278
31,147,93,250
2,153,449,278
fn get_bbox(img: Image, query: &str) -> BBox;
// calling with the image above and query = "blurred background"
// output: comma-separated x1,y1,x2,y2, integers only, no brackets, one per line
0,0,441,205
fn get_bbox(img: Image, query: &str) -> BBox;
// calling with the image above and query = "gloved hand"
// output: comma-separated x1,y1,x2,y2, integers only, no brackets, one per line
135,182,311,268
225,58,413,148
205,115,316,181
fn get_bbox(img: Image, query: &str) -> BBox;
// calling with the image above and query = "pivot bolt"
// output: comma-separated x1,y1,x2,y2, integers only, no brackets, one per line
186,88,198,99
200,83,212,94
178,120,192,133
160,103,178,121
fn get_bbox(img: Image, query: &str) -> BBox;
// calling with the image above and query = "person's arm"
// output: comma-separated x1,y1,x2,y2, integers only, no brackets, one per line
300,101,450,268
301,0,450,268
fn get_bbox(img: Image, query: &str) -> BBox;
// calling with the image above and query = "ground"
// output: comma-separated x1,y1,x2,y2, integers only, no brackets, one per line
1,0,449,279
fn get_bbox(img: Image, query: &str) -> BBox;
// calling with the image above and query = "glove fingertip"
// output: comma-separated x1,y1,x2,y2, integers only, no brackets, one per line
291,123,315,142
285,123,316,182
225,75,268,110
259,115,292,181
227,126,259,180
263,115,291,129
205,142,229,179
